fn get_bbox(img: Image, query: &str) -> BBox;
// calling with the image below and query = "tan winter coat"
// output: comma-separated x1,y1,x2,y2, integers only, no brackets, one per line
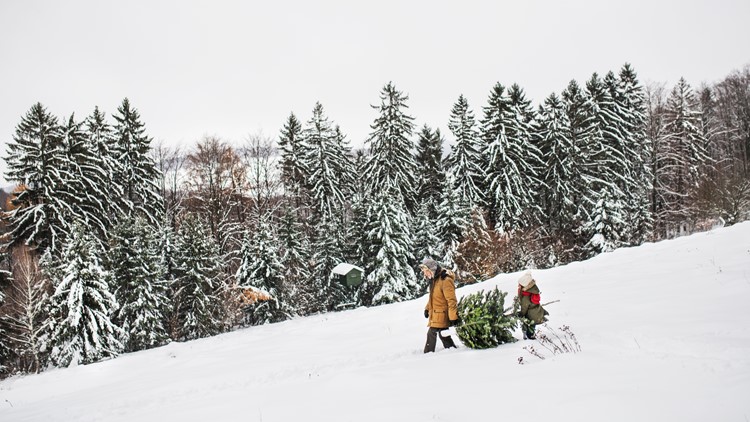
424,269,458,328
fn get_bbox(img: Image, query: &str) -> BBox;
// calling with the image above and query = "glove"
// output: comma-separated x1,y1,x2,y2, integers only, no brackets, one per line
440,269,448,279
449,318,460,327
424,309,429,318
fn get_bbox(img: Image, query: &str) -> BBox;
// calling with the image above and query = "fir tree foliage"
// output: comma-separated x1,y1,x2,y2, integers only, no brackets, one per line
277,112,308,197
112,98,164,224
415,125,446,209
435,174,471,267
108,217,170,352
362,82,418,210
4,103,73,253
455,287,518,349
302,103,353,220
45,225,123,367
277,204,313,315
482,84,543,231
447,94,485,206
236,221,290,325
172,216,224,340
537,92,578,234
362,188,417,306
311,214,353,311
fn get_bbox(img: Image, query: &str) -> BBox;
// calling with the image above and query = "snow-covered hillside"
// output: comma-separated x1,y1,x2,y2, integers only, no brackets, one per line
2,223,749,422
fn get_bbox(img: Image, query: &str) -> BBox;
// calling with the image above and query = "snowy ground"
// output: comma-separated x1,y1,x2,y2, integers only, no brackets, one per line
2,223,749,422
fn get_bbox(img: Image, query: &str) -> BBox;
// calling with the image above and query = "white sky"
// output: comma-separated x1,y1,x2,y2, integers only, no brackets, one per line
1,0,748,158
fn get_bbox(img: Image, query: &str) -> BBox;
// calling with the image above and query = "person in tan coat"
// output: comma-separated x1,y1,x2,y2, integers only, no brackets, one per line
420,258,459,353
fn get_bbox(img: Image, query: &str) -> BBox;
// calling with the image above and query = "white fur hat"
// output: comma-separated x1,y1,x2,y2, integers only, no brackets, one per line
518,271,534,288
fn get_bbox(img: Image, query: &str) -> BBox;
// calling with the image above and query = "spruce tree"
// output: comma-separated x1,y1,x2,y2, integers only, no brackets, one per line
4,103,72,254
278,112,308,201
362,188,417,306
447,94,484,206
108,217,170,352
578,73,630,252
482,83,543,231
362,82,418,211
311,214,352,311
60,113,113,243
435,175,471,267
537,92,578,235
172,216,224,340
415,125,446,209
412,201,442,266
45,225,123,367
236,221,290,325
302,103,352,220
617,64,653,243
277,204,313,315
112,98,164,224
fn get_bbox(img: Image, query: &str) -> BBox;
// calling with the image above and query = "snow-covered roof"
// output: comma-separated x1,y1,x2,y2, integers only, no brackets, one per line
331,263,364,276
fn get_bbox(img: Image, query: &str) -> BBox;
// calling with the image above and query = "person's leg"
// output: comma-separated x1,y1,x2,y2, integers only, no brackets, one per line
522,322,536,340
438,329,457,349
424,328,438,353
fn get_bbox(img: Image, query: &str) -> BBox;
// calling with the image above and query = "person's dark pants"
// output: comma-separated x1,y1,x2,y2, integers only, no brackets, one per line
424,327,457,353
522,322,536,340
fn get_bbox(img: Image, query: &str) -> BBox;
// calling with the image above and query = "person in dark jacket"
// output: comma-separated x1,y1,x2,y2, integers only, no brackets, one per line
420,258,459,353
517,271,548,340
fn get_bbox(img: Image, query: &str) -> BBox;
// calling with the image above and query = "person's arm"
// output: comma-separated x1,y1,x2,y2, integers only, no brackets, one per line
443,270,459,322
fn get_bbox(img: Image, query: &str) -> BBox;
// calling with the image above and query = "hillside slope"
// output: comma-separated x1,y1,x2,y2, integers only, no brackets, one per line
1,223,749,422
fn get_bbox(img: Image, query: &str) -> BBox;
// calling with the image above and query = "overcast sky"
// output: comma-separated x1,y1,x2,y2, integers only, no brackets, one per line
1,0,748,163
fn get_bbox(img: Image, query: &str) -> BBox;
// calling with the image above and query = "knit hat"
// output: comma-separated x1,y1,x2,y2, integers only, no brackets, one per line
420,257,438,272
517,271,535,288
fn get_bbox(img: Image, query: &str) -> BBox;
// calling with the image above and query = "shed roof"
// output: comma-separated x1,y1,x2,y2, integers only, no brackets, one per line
331,263,364,276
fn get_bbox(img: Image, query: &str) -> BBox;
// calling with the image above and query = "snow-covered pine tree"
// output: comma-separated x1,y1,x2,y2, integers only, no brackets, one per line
412,201,442,268
302,103,352,220
278,112,308,203
447,94,485,207
361,188,418,306
157,221,181,338
311,214,353,311
4,103,74,254
112,98,164,225
362,82,419,212
60,113,114,244
659,77,711,235
45,225,123,367
537,92,578,235
582,188,626,254
415,125,446,211
171,215,224,340
578,73,630,253
236,221,291,325
482,83,544,231
108,217,170,352
85,107,121,188
277,204,313,315
435,174,471,268
617,64,653,244
561,79,595,254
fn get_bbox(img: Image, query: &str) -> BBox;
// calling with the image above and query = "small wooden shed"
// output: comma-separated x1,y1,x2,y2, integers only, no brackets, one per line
331,263,364,287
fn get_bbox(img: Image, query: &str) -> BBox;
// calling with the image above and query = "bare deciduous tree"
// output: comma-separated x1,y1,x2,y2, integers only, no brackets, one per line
0,247,50,374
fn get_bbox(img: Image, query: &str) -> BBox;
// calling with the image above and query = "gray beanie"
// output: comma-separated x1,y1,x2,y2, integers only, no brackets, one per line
420,258,438,272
